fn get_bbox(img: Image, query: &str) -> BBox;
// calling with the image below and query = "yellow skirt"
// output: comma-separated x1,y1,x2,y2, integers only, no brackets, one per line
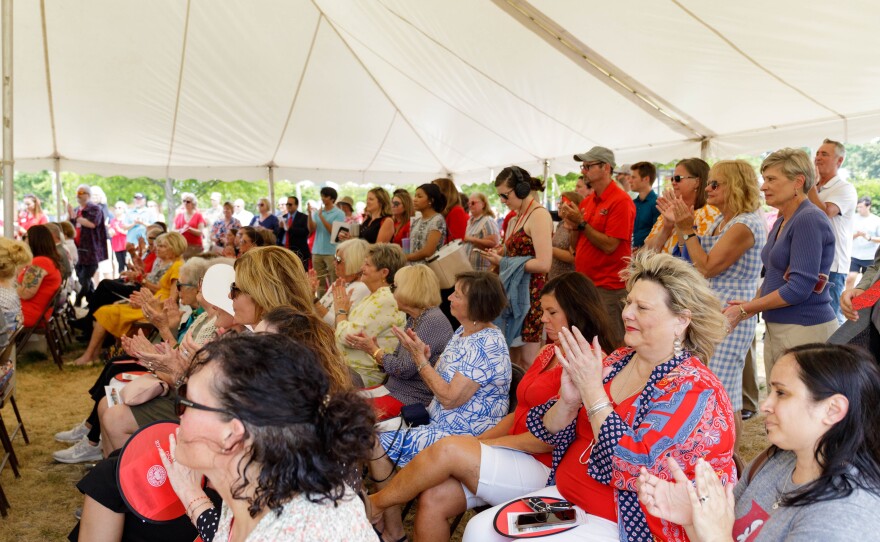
94,303,146,338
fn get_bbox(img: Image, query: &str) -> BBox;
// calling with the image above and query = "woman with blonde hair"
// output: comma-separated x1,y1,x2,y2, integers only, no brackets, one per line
0,238,30,348
249,196,280,233
346,264,454,418
230,245,314,327
359,187,394,244
390,189,414,247
71,232,187,366
433,178,468,243
463,251,735,541
463,192,499,271
311,238,371,327
173,193,207,258
644,157,720,256
666,159,766,438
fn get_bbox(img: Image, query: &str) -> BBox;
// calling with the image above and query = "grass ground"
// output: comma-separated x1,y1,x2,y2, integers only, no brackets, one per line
0,336,772,542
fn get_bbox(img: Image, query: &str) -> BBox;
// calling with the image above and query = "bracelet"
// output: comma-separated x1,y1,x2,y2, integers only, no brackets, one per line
372,348,383,361
586,401,613,420
186,495,211,518
416,360,430,372
336,309,348,316
738,305,748,320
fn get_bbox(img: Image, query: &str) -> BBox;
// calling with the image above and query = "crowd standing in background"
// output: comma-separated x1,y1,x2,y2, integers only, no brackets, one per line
4,135,880,541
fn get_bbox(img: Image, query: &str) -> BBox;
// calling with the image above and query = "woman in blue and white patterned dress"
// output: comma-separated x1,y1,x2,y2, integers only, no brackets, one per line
669,160,766,430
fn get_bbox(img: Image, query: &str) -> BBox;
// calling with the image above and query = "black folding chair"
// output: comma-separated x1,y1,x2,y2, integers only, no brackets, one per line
0,329,29,517
15,287,65,370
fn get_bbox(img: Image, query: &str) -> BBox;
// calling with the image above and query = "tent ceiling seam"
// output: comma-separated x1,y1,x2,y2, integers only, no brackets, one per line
313,0,453,173
38,0,58,156
671,0,846,123
364,110,398,174
165,0,193,178
494,0,714,141
270,13,323,163
376,0,597,146
327,13,541,163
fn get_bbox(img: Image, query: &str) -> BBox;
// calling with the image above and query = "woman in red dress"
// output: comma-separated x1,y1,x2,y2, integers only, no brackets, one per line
173,193,207,258
17,194,49,239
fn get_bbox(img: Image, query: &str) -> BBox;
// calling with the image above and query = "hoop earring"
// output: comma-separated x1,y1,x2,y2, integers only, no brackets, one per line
673,335,684,357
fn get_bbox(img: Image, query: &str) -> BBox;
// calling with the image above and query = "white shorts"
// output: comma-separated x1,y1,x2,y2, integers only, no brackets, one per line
461,443,551,509
462,485,619,542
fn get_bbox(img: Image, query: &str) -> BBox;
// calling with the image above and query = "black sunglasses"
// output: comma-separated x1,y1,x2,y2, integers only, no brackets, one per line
175,383,234,418
671,175,698,183
707,180,721,190
499,189,515,201
229,282,244,299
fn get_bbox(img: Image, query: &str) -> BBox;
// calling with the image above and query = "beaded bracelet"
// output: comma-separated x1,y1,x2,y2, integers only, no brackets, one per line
186,495,211,518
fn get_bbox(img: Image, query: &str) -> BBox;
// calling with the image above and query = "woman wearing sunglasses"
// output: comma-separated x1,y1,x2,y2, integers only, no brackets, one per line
664,159,767,448
638,343,880,542
643,158,720,256
310,238,371,328
173,193,207,259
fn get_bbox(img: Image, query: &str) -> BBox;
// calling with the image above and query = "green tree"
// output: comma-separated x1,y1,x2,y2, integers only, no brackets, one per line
845,140,880,181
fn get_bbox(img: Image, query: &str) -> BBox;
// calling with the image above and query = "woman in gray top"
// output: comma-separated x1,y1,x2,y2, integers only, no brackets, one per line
638,343,880,541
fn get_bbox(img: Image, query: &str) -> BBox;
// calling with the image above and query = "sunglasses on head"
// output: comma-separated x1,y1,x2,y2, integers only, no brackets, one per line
671,175,698,183
174,383,235,418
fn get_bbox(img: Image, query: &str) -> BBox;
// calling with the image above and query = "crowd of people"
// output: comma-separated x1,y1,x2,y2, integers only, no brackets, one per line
2,137,879,542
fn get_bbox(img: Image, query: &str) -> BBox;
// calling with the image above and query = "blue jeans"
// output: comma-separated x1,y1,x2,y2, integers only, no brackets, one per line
827,271,847,325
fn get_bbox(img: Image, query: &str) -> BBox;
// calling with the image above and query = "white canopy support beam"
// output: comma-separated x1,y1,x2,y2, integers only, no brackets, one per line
267,163,275,210
492,0,715,142
54,155,61,220
2,0,13,238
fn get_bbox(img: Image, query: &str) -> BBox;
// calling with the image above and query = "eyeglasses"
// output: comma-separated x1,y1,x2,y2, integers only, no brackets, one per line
707,180,722,190
522,497,574,513
671,175,698,183
391,201,401,207
581,162,603,171
76,191,88,196
334,254,344,264
147,236,159,241
184,200,195,204
178,282,197,289
175,383,235,418
229,282,244,299
499,189,515,201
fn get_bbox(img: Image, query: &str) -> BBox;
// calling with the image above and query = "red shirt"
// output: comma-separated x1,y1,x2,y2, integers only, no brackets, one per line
174,212,206,246
501,210,517,238
444,205,468,243
555,381,639,525
509,345,562,467
574,182,635,289
18,256,62,327
392,218,410,246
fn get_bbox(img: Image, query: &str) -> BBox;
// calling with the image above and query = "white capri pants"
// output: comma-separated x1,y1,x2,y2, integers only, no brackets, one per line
461,443,552,509
462,485,619,542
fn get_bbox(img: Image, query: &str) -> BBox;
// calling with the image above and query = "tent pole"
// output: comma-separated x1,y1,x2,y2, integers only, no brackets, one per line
542,159,550,208
165,177,174,219
54,156,62,220
1,0,13,238
268,165,275,214
700,139,710,161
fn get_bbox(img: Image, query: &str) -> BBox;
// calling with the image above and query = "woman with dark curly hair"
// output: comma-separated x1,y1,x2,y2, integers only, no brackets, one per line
164,333,377,541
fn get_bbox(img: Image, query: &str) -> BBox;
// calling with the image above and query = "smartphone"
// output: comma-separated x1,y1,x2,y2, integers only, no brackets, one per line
515,509,577,529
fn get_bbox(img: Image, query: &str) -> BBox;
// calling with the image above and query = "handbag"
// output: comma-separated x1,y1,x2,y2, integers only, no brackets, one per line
426,240,472,289
400,403,430,427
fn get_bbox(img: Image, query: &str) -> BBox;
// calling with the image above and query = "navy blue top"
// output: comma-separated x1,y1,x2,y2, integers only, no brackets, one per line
632,190,659,247
761,199,836,325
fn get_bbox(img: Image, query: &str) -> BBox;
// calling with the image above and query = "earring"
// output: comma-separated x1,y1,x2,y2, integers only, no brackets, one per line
673,334,683,357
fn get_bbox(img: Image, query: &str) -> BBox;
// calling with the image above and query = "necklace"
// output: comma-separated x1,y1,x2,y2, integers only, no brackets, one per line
613,356,647,403
507,198,535,241
772,468,793,510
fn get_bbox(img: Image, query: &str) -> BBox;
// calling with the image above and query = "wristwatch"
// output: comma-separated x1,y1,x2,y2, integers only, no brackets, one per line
577,221,587,231
680,232,697,242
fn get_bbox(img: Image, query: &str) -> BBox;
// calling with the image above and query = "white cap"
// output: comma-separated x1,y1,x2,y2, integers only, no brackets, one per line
202,263,235,318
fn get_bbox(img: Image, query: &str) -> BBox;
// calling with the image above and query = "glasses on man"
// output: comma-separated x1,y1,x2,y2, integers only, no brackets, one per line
174,383,235,418
671,175,698,183
76,191,88,196
581,162,602,171
229,282,244,299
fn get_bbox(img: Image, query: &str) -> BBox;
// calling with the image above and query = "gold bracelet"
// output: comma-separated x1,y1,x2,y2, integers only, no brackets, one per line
738,304,748,320
372,348,383,361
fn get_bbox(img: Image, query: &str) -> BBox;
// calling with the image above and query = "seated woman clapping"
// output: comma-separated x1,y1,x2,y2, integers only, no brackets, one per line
72,232,187,366
462,251,736,542
369,272,618,542
346,264,454,419
311,238,371,327
368,271,511,541
639,343,880,542
165,333,378,541
335,243,407,387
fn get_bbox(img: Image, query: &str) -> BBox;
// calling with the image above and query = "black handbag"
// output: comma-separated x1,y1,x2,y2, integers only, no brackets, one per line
400,403,430,427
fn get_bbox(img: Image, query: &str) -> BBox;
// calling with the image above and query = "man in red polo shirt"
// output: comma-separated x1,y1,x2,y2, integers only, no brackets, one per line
560,146,634,345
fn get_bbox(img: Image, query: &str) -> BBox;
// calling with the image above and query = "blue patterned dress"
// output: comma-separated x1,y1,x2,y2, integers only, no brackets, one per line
701,211,767,410
378,326,511,467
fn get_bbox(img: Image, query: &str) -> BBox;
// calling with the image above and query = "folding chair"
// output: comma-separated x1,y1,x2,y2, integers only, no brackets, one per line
0,329,29,517
15,288,65,370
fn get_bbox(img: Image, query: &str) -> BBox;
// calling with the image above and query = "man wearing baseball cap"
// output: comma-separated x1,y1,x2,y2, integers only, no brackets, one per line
559,146,634,344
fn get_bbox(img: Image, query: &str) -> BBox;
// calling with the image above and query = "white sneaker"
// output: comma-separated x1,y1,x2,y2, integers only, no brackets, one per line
55,421,89,443
53,436,103,464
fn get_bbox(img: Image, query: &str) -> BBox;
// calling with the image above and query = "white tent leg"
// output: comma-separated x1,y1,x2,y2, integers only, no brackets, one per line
54,156,62,220
164,177,174,218
2,0,13,238
268,164,275,213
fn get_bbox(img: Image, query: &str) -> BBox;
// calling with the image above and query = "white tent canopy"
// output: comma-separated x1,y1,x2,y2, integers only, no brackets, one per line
8,0,880,185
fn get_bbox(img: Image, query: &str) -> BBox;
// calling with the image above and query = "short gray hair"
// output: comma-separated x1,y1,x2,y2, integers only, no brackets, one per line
822,138,846,161
760,148,816,193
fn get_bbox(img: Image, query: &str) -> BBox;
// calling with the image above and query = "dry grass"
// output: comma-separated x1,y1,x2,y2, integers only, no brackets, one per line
0,337,772,542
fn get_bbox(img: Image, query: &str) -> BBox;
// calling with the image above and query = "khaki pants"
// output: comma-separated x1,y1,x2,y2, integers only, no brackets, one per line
597,286,626,348
312,254,337,298
763,320,839,383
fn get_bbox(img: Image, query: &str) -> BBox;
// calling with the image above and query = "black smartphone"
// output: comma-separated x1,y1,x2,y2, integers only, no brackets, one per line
515,509,577,529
